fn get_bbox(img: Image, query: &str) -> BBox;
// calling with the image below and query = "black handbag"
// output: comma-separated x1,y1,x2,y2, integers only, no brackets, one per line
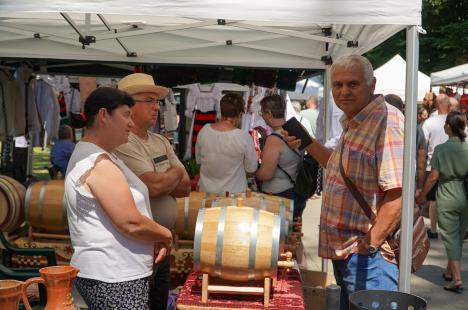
271,133,319,199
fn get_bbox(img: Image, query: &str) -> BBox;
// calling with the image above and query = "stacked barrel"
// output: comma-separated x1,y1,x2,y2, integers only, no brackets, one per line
0,175,26,233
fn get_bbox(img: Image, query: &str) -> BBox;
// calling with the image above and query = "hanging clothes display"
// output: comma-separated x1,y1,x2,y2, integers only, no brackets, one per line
14,65,42,137
183,83,222,160
0,70,23,141
34,79,60,143
163,89,178,132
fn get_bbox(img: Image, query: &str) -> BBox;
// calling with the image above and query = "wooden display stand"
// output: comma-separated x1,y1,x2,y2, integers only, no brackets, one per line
28,226,71,242
201,274,272,307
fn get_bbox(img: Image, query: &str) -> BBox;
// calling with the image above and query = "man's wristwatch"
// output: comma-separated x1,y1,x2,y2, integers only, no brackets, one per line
367,244,379,255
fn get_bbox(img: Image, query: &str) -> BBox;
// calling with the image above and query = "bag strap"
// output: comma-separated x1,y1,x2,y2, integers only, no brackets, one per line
270,132,299,186
339,141,375,221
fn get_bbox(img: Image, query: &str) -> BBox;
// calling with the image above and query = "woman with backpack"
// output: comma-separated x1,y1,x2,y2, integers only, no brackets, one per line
256,94,307,219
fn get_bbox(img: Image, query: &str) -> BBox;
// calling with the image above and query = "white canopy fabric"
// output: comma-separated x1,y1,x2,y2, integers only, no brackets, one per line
430,63,468,86
374,54,430,102
0,0,420,69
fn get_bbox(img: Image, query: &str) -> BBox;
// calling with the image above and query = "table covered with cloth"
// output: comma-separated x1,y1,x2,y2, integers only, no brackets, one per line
176,268,305,309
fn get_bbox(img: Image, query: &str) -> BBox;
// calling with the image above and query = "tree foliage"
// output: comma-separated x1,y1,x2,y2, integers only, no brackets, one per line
365,0,467,75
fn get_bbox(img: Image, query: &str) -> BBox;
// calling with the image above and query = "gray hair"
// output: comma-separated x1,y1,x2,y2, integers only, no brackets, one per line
291,101,302,113
330,55,374,86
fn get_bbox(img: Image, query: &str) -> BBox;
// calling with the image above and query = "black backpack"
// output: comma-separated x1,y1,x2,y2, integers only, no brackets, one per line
270,133,319,198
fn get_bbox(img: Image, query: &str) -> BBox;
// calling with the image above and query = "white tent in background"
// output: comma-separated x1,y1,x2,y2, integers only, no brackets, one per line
430,63,468,86
374,54,430,102
288,77,322,100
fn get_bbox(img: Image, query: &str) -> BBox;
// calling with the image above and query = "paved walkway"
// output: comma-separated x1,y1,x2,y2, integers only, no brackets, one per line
300,198,468,310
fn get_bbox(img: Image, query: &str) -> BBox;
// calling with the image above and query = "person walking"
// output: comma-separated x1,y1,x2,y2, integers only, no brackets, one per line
416,111,468,293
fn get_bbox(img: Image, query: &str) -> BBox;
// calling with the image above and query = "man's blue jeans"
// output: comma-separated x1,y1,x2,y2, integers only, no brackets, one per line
332,251,399,310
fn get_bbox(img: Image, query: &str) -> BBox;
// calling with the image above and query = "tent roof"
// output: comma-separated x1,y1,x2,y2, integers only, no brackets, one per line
374,54,430,102
430,63,468,86
0,0,421,69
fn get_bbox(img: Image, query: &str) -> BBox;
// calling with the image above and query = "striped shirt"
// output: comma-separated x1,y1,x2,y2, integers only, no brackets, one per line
319,95,404,262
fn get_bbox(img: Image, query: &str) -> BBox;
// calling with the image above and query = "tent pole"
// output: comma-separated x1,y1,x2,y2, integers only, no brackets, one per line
399,25,419,293
321,66,331,273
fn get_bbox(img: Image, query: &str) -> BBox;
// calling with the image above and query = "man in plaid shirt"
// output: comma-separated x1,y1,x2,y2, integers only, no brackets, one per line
287,55,404,309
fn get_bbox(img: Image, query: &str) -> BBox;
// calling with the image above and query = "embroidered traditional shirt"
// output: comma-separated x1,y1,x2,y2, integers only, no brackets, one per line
319,95,404,262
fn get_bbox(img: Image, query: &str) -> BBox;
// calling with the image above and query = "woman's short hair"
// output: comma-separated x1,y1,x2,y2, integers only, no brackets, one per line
220,93,245,118
84,87,134,128
445,111,467,142
260,94,285,119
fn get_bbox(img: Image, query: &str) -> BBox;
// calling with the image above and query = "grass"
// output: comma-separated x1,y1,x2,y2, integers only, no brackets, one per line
32,147,52,181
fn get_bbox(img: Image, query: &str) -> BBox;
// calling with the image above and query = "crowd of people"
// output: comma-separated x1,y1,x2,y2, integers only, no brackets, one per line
60,55,467,309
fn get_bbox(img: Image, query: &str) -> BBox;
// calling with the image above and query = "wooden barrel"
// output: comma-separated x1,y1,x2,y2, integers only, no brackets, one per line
212,193,294,234
193,206,281,281
175,192,218,240
0,175,26,233
25,180,68,233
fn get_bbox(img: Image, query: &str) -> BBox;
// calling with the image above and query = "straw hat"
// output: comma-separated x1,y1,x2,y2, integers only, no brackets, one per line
118,73,169,99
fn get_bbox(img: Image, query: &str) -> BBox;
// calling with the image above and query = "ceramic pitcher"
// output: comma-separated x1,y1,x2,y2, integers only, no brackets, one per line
0,279,31,310
23,265,79,310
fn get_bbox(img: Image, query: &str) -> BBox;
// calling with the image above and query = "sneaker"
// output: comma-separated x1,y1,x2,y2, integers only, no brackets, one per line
427,229,438,239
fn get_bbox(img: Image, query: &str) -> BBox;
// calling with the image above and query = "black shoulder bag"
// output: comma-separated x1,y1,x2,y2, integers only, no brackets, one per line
270,133,319,199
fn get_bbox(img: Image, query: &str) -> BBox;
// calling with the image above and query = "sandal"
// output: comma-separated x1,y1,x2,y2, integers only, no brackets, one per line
444,281,464,294
442,273,453,282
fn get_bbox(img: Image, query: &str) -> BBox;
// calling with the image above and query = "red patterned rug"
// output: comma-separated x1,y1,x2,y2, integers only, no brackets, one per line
176,269,305,309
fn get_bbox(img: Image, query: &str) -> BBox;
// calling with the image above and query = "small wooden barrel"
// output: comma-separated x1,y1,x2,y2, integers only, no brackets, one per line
212,193,294,235
193,206,281,281
175,192,218,240
25,180,68,233
0,175,26,233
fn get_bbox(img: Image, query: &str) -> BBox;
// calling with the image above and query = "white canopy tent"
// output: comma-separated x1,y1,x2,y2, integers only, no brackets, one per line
0,0,422,293
431,63,468,86
374,54,430,102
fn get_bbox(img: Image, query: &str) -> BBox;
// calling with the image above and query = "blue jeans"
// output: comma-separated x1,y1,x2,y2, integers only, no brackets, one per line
272,187,307,219
332,251,399,310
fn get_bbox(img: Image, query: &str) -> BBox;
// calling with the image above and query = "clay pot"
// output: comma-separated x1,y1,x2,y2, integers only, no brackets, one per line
23,266,79,310
0,280,30,310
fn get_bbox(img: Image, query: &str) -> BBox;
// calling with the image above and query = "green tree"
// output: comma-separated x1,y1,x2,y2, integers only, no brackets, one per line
365,0,467,75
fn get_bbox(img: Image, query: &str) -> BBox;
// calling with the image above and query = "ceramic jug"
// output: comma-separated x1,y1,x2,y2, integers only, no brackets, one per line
0,279,31,310
23,265,79,310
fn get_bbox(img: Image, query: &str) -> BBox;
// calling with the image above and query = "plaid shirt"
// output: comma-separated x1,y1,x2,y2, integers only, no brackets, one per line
319,95,404,262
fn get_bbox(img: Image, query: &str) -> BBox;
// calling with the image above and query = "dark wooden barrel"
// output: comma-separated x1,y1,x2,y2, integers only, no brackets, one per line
0,175,26,233
25,180,68,233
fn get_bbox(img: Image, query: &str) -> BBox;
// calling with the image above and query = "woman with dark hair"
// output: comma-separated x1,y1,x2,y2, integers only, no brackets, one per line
195,93,258,194
417,107,429,124
65,87,173,309
416,111,468,293
256,94,307,219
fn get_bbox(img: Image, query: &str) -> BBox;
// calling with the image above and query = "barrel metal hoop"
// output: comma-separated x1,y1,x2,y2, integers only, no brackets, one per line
38,181,49,224
214,206,227,278
248,208,260,281
270,214,281,278
24,181,34,224
62,190,67,225
0,179,14,228
193,208,206,271
183,197,190,239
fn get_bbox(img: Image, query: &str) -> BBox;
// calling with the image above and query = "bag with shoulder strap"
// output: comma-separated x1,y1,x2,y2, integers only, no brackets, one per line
338,143,429,273
271,133,319,199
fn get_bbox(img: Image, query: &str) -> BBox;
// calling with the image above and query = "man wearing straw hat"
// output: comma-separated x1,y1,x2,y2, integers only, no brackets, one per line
114,73,190,310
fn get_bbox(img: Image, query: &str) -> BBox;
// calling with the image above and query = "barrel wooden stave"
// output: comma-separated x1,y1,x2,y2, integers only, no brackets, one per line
26,180,68,233
175,192,218,240
0,175,26,233
194,206,281,282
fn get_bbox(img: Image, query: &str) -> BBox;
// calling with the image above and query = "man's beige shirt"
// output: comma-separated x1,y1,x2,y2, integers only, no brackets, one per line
114,132,184,229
